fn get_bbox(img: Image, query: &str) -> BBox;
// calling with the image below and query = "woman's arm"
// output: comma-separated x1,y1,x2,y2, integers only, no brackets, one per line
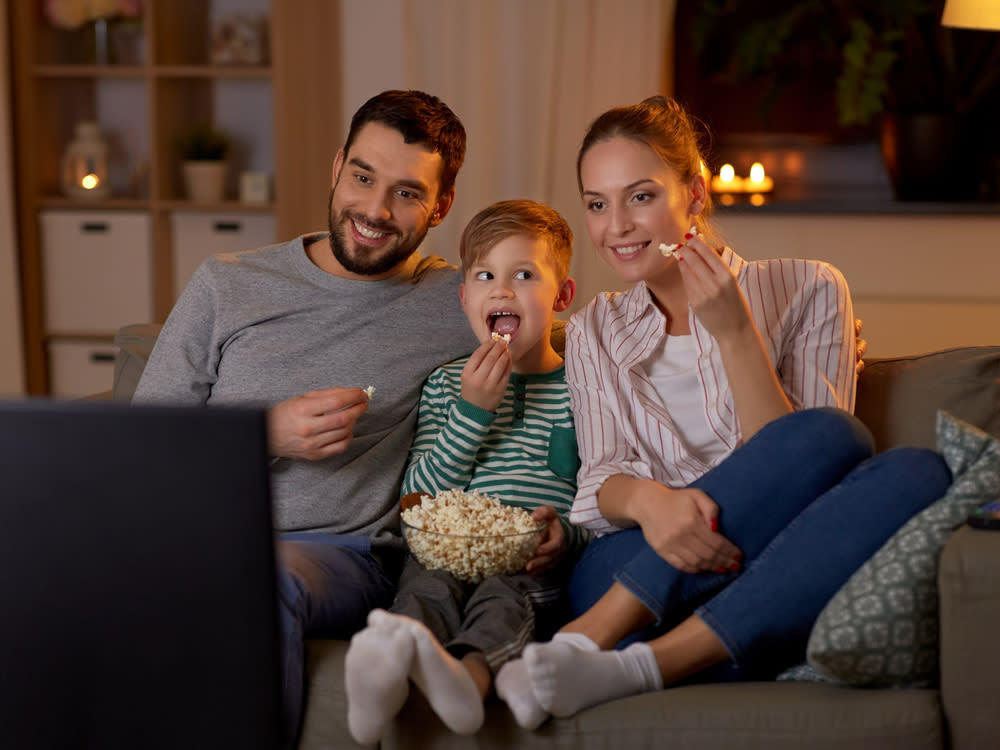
597,474,741,573
564,313,653,534
677,243,856,438
679,239,792,440
775,261,857,412
566,302,742,571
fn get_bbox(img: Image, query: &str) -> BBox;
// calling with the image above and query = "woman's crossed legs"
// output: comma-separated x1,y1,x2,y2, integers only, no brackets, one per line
498,408,951,726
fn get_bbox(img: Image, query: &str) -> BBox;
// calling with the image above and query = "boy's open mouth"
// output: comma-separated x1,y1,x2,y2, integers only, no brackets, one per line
489,311,520,337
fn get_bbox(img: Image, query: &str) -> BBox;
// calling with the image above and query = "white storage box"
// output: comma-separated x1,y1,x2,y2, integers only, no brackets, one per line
47,340,118,398
171,212,276,299
40,210,153,334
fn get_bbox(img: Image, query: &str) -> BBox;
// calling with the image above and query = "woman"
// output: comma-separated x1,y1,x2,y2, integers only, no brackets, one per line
494,96,952,728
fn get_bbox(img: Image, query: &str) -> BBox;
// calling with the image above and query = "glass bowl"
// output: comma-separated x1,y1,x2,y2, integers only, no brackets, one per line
401,518,545,583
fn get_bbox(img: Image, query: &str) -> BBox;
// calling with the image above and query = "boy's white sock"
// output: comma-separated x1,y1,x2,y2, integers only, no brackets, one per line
524,635,662,717
495,657,550,730
344,609,415,745
386,612,485,735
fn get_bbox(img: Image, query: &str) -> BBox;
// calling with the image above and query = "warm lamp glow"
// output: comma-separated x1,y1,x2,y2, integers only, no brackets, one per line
942,0,1000,30
81,173,100,190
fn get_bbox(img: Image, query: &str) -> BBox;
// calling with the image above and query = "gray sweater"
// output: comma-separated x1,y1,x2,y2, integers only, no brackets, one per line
134,233,479,553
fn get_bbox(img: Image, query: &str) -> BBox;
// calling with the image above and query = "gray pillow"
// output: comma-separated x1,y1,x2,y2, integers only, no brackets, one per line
805,410,1000,687
854,346,1000,453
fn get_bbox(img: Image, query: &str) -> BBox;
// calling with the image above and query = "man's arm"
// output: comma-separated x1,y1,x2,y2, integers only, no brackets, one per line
267,388,369,460
132,271,219,406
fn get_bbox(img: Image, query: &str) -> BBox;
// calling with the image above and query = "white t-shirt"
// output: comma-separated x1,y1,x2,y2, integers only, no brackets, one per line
642,334,728,467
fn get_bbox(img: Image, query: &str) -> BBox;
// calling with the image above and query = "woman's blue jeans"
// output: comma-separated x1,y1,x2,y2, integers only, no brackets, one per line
567,407,952,680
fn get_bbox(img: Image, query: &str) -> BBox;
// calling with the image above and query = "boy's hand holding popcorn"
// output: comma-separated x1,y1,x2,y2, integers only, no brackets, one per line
524,505,567,574
460,338,512,412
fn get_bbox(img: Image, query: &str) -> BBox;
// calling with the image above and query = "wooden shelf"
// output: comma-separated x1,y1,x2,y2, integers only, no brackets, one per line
34,65,148,77
152,65,271,78
11,0,340,395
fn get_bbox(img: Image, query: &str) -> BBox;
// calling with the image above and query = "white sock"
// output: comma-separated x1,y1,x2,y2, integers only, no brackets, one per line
495,657,550,730
344,609,415,745
385,612,485,735
524,636,662,717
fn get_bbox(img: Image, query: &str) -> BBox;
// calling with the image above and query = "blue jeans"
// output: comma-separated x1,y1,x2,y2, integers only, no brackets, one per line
274,533,396,747
568,407,951,680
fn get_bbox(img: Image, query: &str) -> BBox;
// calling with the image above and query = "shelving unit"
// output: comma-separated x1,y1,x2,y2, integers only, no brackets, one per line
9,0,338,395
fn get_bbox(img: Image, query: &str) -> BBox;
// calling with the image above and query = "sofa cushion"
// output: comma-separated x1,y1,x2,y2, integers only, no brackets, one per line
806,411,1000,687
299,639,943,750
391,684,942,750
854,346,1000,453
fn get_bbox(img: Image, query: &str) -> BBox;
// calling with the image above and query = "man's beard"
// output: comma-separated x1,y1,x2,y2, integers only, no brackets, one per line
327,191,430,277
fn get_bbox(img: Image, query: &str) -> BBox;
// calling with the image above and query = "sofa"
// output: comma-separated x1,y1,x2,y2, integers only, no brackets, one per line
110,324,999,750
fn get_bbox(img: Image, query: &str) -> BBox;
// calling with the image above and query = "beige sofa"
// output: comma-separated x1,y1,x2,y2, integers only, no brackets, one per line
112,326,999,750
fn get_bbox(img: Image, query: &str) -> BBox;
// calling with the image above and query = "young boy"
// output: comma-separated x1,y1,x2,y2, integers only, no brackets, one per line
344,199,586,743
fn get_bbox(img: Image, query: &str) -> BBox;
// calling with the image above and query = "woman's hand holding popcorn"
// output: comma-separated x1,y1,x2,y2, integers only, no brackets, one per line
675,233,755,344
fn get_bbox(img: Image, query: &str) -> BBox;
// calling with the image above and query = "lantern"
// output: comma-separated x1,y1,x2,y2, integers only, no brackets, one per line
62,122,110,200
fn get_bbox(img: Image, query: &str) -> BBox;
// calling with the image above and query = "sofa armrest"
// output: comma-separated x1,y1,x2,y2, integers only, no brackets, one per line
938,523,1000,750
111,323,163,401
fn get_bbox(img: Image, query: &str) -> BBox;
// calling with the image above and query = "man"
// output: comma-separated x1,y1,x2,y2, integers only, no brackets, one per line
133,90,479,744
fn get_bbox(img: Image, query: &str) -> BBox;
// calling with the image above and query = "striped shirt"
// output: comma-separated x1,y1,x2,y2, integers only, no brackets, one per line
402,358,588,552
565,248,856,535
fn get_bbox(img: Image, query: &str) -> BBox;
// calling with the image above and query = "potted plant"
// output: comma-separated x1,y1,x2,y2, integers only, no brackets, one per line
176,122,231,202
688,0,1000,200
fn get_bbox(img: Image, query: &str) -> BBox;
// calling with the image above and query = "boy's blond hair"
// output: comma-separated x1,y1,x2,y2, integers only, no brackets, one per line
459,199,573,280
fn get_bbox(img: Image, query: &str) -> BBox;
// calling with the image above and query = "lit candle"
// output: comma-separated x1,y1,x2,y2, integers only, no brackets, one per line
710,163,744,193
746,162,774,193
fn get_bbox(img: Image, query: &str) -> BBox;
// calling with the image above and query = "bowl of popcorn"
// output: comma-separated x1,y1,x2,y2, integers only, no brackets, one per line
400,489,545,583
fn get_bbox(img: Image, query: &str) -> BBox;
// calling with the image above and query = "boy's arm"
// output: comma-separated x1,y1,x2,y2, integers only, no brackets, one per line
401,366,497,497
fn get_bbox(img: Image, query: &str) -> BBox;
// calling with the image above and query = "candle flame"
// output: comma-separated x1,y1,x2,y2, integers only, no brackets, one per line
81,173,100,190
749,162,765,183
720,164,736,182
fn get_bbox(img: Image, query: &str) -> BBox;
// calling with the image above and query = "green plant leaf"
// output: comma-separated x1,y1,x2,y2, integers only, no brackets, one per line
176,123,230,161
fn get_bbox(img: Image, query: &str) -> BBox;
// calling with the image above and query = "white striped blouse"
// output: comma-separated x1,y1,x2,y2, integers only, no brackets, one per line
565,248,856,535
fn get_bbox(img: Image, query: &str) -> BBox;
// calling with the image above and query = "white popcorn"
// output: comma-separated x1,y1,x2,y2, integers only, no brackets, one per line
659,225,698,259
659,242,681,259
364,385,376,401
491,332,511,344
401,489,543,583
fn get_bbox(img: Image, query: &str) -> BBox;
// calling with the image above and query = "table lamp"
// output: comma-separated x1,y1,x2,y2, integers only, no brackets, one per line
941,0,1000,30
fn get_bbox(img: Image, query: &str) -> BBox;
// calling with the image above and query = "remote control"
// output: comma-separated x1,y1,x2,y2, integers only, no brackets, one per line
967,499,1000,530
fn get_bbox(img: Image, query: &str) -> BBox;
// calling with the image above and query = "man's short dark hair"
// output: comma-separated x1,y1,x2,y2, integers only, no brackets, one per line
343,90,466,198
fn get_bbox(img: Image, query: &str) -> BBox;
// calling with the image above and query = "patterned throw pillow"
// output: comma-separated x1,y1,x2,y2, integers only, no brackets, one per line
805,410,1000,687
